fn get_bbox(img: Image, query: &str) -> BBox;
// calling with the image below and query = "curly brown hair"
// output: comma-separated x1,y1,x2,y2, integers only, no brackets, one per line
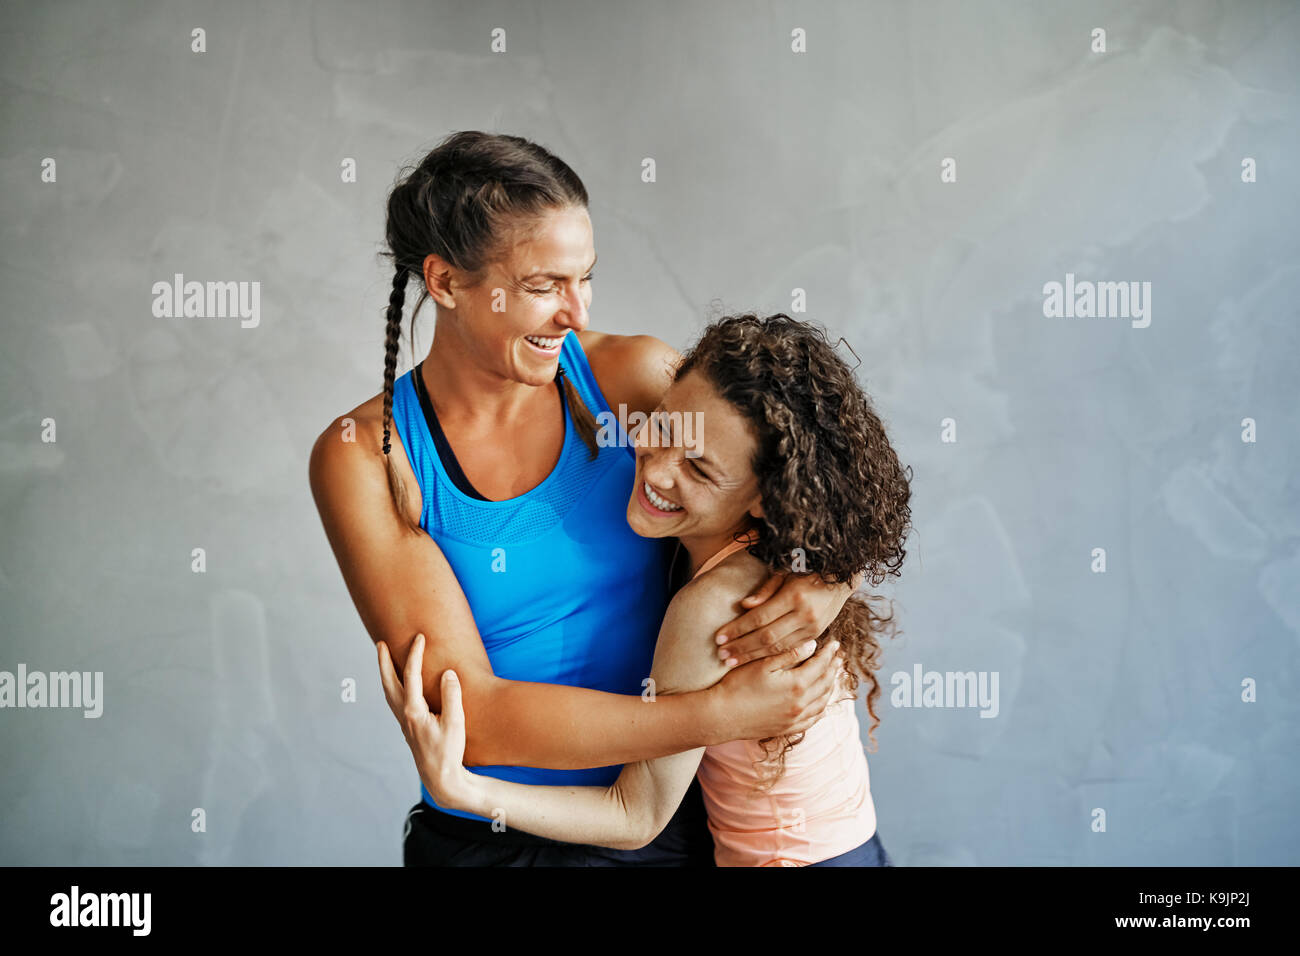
674,312,914,790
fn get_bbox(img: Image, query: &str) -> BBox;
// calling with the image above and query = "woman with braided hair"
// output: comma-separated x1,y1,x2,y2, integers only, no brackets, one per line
309,131,858,866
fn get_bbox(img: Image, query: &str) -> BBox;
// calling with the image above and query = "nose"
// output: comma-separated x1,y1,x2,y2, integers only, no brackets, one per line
555,280,589,332
640,450,676,492
635,422,679,488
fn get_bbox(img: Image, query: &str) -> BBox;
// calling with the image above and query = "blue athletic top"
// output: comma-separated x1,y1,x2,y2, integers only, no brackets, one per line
390,332,677,821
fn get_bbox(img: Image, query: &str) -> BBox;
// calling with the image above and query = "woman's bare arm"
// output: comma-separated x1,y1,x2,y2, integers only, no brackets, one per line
382,561,839,850
309,406,838,771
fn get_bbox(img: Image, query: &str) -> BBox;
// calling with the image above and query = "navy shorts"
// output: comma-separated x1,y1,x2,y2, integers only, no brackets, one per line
806,830,894,867
402,775,716,867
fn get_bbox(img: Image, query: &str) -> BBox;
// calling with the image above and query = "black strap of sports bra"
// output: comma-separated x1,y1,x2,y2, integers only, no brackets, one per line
412,362,565,501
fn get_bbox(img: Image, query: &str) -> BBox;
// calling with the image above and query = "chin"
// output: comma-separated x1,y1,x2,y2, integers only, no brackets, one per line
624,499,657,539
518,364,556,387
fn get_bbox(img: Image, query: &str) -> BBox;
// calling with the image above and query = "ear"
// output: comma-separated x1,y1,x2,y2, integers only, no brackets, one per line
422,253,457,309
747,495,764,520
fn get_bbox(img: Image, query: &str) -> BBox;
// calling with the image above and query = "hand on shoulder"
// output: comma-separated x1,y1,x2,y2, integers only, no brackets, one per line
651,549,767,695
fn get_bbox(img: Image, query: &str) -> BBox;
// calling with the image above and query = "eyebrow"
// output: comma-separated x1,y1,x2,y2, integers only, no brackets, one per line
519,253,597,282
657,413,715,472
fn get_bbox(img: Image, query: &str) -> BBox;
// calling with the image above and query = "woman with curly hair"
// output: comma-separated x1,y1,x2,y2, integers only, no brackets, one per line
380,312,914,866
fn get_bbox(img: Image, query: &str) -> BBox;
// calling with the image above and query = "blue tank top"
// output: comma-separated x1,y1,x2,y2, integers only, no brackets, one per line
390,332,677,821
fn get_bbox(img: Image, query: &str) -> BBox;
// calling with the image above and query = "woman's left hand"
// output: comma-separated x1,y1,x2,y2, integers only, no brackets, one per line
376,633,475,811
712,570,863,668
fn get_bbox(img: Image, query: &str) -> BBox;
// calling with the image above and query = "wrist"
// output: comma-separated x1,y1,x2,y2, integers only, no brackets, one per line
826,577,856,623
447,768,484,813
692,685,729,748
424,765,471,812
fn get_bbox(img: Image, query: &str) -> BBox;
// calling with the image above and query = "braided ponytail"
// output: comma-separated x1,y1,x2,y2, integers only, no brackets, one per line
381,267,422,534
557,367,600,460
381,267,407,456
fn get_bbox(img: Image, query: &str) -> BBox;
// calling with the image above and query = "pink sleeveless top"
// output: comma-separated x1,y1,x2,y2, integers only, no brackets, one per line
691,535,878,866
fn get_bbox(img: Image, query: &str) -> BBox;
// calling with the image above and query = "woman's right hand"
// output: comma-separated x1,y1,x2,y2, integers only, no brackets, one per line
377,633,477,812
708,637,841,741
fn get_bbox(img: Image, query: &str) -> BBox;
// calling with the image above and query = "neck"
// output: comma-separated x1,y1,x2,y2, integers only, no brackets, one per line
681,520,758,579
421,320,548,428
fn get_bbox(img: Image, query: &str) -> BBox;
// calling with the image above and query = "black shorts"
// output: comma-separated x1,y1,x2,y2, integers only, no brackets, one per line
402,776,716,867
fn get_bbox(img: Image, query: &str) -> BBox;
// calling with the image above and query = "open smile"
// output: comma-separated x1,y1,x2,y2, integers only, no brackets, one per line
523,332,566,355
636,479,683,516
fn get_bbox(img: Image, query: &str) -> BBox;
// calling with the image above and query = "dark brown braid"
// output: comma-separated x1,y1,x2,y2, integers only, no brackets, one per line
378,131,602,531
557,367,600,459
381,267,408,456
379,266,415,530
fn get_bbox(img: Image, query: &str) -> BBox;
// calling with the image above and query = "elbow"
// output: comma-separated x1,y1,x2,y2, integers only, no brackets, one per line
603,820,654,852
619,813,665,852
456,675,505,768
608,837,651,852
602,827,654,853
624,831,656,852
611,798,665,852
642,810,675,850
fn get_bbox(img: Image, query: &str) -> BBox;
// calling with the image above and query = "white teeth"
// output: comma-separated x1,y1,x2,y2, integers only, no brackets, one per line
644,481,682,512
525,334,563,349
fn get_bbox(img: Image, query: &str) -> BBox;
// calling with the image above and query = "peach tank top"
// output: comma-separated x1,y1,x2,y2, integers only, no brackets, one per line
692,536,878,866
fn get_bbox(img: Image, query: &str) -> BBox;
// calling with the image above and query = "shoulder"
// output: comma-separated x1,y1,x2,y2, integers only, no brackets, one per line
309,392,384,479
651,548,769,694
680,549,770,624
308,390,421,525
577,330,681,416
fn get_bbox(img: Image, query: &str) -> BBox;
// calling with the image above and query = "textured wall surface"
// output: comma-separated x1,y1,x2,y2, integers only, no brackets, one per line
1,0,1297,865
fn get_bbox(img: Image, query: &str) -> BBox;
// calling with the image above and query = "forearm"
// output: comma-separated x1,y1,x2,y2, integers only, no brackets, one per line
462,676,722,769
452,749,705,851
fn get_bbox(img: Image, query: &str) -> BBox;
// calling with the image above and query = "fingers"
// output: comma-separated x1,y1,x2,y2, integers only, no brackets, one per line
768,636,820,673
715,612,805,668
403,634,431,722
713,598,789,650
440,668,464,739
795,640,841,720
716,573,819,649
739,570,784,608
785,711,826,736
794,637,819,664
376,640,405,720
800,637,840,679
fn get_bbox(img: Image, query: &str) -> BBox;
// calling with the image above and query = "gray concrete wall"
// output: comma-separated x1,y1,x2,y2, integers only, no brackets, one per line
1,0,1296,864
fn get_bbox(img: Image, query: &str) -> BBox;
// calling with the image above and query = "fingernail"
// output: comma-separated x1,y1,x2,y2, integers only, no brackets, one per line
802,640,817,654
715,633,728,644
830,641,841,652
446,670,458,682
717,648,730,660
725,657,738,667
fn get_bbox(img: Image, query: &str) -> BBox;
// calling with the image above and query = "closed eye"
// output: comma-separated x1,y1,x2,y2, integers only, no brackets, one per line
528,273,594,295
656,416,709,480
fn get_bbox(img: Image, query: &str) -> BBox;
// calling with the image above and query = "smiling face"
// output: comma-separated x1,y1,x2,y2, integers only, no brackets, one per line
425,204,596,388
626,369,765,544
